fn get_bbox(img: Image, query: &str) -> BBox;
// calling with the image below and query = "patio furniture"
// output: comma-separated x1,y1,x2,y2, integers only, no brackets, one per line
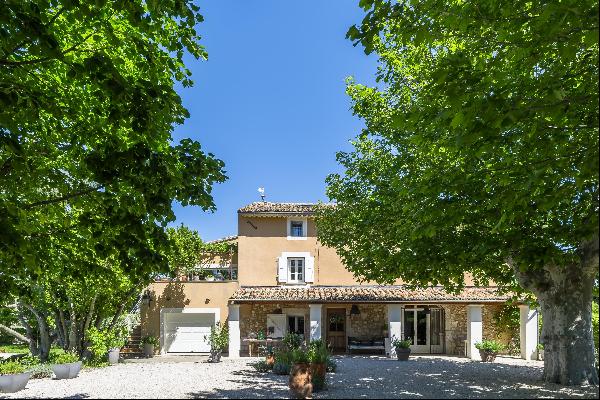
347,336,386,354
242,338,283,357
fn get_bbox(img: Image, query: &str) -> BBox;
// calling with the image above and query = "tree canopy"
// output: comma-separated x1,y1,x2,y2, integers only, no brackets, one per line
317,0,598,385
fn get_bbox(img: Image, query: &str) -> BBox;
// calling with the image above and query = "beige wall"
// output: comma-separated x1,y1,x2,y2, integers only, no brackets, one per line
140,281,239,350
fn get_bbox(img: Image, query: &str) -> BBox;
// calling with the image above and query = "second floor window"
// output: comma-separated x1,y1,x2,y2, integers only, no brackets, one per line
288,257,304,283
290,221,303,237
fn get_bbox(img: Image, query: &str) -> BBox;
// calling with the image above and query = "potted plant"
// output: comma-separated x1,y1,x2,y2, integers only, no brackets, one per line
536,343,544,361
307,339,329,392
265,344,275,367
289,348,312,399
391,336,412,361
475,340,506,362
141,336,159,358
205,322,228,363
51,351,82,379
273,349,293,375
0,361,31,393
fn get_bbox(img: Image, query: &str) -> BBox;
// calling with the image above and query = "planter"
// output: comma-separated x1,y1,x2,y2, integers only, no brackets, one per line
209,349,222,363
289,363,312,399
537,349,544,361
0,372,31,393
395,347,411,361
478,349,498,362
143,343,155,358
266,354,275,367
205,276,215,281
108,348,120,365
310,362,326,392
52,361,82,379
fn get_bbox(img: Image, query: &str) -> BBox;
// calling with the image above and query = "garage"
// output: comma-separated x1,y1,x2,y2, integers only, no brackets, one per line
161,308,219,353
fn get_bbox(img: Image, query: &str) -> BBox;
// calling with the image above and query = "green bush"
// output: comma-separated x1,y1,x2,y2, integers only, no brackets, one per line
140,336,159,346
274,349,293,365
52,351,79,364
282,333,303,351
205,322,228,351
536,343,544,351
87,327,125,364
307,339,329,364
391,337,412,349
0,361,26,375
290,348,310,364
272,361,291,375
252,360,271,373
28,363,53,379
475,340,506,353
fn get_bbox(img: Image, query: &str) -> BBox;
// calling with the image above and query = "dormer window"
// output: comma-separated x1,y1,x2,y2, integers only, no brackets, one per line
287,218,307,240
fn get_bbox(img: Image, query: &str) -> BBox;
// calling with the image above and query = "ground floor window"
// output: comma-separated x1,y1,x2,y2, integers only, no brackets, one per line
288,315,305,336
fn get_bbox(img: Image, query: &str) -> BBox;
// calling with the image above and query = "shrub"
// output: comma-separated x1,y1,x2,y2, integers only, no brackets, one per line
140,336,159,346
52,351,79,364
28,363,53,379
205,322,228,352
475,340,506,353
87,327,126,364
272,361,291,375
282,333,303,351
290,348,310,364
326,358,337,373
536,343,544,351
391,336,412,349
252,360,271,373
307,339,329,364
274,349,293,366
0,361,26,375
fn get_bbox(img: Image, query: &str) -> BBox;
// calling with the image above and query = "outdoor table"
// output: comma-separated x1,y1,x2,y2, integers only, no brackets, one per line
242,338,283,357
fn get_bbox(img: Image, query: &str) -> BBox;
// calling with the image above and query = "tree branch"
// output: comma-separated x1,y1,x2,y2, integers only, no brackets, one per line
24,185,104,209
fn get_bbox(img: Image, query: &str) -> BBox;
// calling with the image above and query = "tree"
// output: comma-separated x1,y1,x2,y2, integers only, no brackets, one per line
165,224,204,276
0,1,226,360
317,0,598,385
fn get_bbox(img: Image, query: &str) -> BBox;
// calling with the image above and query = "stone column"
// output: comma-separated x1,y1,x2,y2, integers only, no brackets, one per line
228,304,241,358
519,304,539,360
387,304,403,358
309,304,323,341
466,305,483,359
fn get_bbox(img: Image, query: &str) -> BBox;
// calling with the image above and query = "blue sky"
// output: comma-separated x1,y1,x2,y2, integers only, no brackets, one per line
171,1,378,241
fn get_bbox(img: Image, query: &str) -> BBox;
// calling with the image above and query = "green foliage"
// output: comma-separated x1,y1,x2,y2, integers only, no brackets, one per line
391,337,412,349
27,363,53,379
492,304,520,355
283,333,303,351
536,343,545,351
290,348,310,364
326,358,337,373
475,340,506,353
205,322,228,351
140,336,159,346
272,361,291,375
52,351,79,364
252,360,271,373
593,301,599,371
86,327,125,364
166,225,204,276
0,344,28,354
0,361,26,375
307,339,329,364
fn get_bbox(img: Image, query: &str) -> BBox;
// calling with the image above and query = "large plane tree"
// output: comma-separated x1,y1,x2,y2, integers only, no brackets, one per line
317,0,598,385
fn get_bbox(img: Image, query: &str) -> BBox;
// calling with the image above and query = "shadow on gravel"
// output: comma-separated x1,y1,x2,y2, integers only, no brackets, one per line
186,369,289,399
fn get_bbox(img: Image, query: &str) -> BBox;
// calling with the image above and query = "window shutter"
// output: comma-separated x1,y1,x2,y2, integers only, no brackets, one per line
278,256,288,283
267,314,287,338
305,256,315,283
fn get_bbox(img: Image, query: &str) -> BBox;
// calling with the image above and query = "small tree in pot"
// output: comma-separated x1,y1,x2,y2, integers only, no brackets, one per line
0,361,31,393
51,351,82,379
307,339,329,392
141,336,159,358
391,337,412,361
289,348,312,399
206,322,228,363
475,340,506,362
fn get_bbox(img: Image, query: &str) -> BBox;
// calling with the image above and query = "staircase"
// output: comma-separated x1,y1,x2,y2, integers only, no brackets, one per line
121,325,144,358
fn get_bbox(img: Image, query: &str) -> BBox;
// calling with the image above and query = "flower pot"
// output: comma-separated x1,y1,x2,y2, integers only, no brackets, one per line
266,354,275,366
0,372,31,393
108,348,120,365
537,349,544,361
209,349,222,363
289,363,312,399
143,343,155,358
310,362,326,392
52,361,82,379
395,347,411,361
478,349,498,362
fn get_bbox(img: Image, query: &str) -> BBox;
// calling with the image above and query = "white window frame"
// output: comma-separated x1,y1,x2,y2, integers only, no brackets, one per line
288,257,305,283
279,252,314,284
287,217,308,240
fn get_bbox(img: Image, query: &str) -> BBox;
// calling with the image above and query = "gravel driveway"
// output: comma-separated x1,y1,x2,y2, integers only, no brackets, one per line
1,355,597,399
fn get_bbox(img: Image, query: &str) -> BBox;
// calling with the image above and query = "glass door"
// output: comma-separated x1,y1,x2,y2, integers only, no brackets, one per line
403,307,430,353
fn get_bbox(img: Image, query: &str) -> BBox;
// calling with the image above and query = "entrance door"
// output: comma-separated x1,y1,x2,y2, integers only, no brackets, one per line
326,308,346,353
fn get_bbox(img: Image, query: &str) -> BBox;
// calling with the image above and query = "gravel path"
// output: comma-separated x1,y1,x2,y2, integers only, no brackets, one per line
1,355,597,399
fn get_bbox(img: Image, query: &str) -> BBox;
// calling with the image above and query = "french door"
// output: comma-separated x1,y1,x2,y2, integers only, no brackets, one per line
403,306,444,354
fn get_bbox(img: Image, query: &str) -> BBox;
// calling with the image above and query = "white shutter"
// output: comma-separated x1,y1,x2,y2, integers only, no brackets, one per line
278,256,288,283
267,314,287,338
305,256,315,283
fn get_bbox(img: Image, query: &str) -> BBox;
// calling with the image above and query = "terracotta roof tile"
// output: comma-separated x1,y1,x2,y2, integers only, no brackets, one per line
237,202,334,215
229,285,510,303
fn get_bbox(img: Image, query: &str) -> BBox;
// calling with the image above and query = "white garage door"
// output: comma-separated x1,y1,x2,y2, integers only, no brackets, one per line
163,312,215,353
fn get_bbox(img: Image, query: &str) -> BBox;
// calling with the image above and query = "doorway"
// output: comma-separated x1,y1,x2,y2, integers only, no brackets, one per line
402,306,445,354
326,308,346,353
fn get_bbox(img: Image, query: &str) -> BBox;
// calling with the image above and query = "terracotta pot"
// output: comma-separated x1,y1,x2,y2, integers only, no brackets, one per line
478,349,497,362
395,347,411,361
266,354,275,366
310,362,326,392
289,363,312,399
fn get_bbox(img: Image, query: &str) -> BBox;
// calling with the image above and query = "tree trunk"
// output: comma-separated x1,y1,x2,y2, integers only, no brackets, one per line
23,303,51,362
513,235,599,385
0,323,30,344
16,302,38,356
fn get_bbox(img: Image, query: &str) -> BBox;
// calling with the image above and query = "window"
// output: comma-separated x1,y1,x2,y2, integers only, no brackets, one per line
290,221,303,237
288,258,304,283
288,315,305,336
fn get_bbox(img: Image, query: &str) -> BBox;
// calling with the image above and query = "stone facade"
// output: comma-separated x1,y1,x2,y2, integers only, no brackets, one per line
347,304,387,338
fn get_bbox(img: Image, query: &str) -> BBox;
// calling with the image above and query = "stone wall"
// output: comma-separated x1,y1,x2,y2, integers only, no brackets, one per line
347,304,387,338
